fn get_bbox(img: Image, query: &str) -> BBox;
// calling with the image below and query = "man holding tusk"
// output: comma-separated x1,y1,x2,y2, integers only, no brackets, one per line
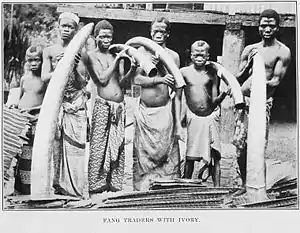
41,12,90,197
233,9,291,195
132,17,184,191
177,40,231,187
82,20,128,195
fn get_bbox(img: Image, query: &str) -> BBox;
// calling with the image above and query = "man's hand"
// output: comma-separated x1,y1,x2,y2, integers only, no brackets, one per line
225,86,232,97
249,48,258,61
74,53,82,68
246,48,258,71
158,74,175,87
151,52,160,66
116,48,130,60
55,52,64,62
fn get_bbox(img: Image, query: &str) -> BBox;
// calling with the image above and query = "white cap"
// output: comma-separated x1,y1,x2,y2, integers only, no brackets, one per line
59,12,80,25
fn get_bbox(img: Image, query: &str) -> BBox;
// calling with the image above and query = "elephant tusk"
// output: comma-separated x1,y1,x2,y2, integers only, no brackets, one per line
246,53,268,202
125,36,186,88
208,61,245,109
109,44,157,77
30,23,94,197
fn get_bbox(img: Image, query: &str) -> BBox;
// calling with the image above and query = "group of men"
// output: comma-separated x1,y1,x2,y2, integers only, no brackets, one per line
8,8,291,198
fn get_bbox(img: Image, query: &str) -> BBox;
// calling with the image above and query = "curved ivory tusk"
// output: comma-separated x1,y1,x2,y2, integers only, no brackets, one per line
125,36,186,88
109,44,157,77
208,61,245,109
246,53,268,202
31,23,94,197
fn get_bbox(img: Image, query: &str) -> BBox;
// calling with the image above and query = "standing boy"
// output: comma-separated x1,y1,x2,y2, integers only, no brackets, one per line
178,40,230,187
14,45,46,194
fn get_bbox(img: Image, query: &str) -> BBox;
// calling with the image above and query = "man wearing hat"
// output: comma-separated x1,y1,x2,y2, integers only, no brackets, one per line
41,12,89,198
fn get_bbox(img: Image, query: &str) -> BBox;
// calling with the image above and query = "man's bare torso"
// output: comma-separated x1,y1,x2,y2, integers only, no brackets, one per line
46,43,88,92
241,40,290,98
47,44,66,70
139,46,178,107
88,50,124,103
181,65,217,116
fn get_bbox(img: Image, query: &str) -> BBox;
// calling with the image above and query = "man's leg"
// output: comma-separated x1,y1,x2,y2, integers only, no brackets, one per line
236,145,247,195
210,149,220,187
183,160,194,179
210,149,221,187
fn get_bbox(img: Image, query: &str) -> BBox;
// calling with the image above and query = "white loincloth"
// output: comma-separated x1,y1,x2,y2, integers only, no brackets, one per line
185,107,221,164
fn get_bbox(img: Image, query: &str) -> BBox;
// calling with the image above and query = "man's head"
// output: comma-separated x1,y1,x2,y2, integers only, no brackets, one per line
150,17,170,46
25,45,43,72
258,9,280,40
58,12,79,42
94,20,114,51
190,40,210,68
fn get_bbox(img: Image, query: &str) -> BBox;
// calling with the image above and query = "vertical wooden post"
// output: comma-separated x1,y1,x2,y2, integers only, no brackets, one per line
222,20,245,77
220,19,245,187
146,3,153,11
220,19,245,141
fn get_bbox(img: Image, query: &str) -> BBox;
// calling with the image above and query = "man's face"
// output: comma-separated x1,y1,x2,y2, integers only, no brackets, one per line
96,29,113,50
59,18,77,41
26,53,42,72
191,47,209,68
259,17,278,40
150,22,169,46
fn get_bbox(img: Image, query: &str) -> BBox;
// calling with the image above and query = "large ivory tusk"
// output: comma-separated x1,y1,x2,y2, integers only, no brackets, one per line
109,44,157,77
246,53,268,202
208,61,245,109
30,23,94,197
125,36,186,88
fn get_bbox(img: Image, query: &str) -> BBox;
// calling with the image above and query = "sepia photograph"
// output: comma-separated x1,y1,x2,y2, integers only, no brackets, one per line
1,1,298,212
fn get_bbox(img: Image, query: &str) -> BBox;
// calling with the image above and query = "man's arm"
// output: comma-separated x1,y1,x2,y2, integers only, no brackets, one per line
236,46,253,84
211,73,230,110
266,48,291,88
19,77,25,100
74,61,89,89
73,49,90,89
83,52,118,87
133,67,174,88
41,48,53,82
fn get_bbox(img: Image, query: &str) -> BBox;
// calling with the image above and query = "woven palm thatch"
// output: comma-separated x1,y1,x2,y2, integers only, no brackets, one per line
3,107,32,183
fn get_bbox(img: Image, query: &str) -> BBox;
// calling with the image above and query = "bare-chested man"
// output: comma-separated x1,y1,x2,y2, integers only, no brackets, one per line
83,20,126,194
233,9,291,194
132,17,184,191
41,12,89,198
178,41,230,187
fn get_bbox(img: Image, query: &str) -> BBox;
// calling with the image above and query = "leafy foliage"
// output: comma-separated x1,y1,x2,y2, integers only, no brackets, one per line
3,4,59,89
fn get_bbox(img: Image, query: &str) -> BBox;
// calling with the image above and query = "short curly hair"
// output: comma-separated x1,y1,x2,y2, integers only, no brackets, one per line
25,45,43,59
151,16,171,33
259,9,280,26
94,20,114,37
191,40,210,52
